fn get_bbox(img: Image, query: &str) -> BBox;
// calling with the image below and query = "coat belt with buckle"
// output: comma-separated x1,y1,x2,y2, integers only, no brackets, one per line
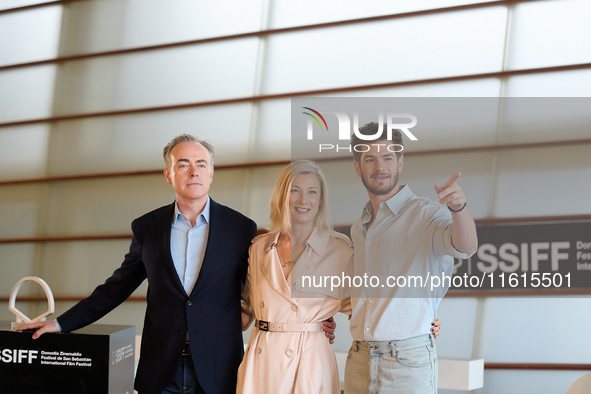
257,320,322,332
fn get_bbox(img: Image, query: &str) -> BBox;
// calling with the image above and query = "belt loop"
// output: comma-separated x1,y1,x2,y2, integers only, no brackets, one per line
389,340,395,357
182,341,191,356
429,333,435,348
354,340,359,351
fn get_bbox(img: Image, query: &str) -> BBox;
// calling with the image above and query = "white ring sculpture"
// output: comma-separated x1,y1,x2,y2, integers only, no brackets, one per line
9,276,55,330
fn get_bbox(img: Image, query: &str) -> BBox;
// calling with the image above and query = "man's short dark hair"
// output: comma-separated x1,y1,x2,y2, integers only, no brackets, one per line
350,122,403,163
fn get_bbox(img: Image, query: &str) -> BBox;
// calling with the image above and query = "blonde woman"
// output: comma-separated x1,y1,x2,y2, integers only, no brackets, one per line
237,160,352,394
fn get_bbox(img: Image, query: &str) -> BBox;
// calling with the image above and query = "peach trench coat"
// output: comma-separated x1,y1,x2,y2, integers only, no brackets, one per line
237,229,353,394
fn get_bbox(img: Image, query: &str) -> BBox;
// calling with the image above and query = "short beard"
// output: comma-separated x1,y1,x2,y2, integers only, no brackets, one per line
361,169,399,196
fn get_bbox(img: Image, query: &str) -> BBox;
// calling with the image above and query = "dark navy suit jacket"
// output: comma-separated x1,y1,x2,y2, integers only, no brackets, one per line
58,199,257,394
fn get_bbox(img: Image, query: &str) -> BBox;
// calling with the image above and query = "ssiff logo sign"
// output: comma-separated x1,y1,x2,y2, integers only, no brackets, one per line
301,107,418,153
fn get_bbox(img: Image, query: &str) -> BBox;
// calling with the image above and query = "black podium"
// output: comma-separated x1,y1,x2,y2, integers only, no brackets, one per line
0,321,135,394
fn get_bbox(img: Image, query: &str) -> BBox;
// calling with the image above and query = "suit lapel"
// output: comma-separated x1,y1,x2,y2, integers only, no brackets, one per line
189,199,226,296
148,202,186,295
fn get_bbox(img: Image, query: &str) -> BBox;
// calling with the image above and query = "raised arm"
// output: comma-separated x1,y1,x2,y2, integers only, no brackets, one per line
435,172,478,254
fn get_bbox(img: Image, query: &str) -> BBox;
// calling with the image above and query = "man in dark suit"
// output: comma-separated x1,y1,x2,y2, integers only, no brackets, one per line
18,135,257,394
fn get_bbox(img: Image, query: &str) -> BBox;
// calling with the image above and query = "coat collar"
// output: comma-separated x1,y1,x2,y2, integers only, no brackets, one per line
263,228,329,258
260,231,294,304
261,228,332,288
305,228,329,259
294,228,330,277
263,231,281,254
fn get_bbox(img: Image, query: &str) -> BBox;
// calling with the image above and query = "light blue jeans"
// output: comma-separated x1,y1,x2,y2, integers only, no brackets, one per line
344,334,437,394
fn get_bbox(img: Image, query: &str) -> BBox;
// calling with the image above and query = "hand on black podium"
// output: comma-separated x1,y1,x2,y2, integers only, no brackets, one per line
16,321,58,339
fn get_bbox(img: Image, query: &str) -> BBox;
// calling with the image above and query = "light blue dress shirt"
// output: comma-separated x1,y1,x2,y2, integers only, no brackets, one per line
349,185,475,341
171,198,210,296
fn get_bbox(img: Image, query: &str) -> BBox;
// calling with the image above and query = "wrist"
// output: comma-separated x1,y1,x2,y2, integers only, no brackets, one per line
448,201,467,213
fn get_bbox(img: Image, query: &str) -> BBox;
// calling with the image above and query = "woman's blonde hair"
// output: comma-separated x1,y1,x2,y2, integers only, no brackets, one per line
269,160,333,234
